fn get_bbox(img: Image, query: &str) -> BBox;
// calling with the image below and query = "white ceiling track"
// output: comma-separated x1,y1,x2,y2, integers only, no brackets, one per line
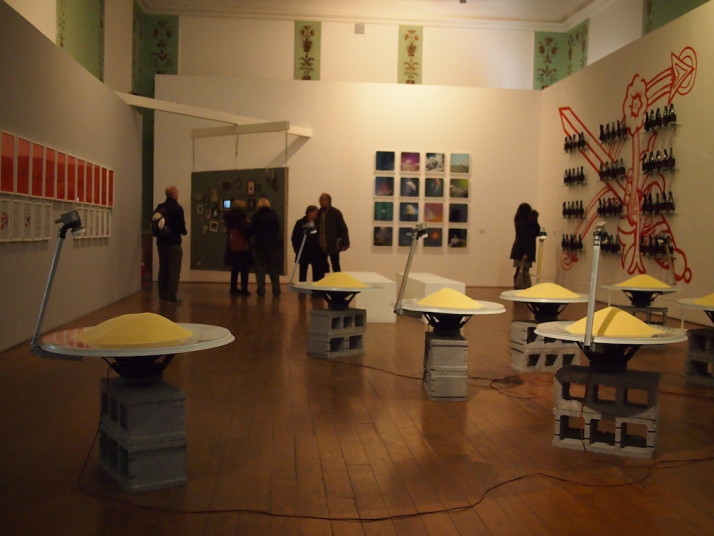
115,92,313,139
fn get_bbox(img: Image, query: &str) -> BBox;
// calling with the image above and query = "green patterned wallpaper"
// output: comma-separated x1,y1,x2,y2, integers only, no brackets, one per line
643,0,710,33
533,20,589,90
56,0,104,80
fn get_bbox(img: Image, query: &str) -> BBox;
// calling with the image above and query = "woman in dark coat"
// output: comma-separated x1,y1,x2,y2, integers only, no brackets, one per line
250,197,283,297
509,203,540,289
224,199,252,295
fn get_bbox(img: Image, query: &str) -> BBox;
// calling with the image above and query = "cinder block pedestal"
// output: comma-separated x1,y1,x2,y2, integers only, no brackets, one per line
510,321,580,373
552,365,660,458
423,333,468,401
685,328,714,387
99,378,187,493
308,308,366,358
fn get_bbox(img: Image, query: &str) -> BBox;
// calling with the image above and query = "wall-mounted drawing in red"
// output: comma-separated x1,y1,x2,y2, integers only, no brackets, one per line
559,46,696,284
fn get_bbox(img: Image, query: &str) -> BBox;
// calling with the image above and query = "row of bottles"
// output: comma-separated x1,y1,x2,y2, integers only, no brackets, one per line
598,120,628,143
564,167,586,185
600,232,622,254
644,103,676,132
599,159,626,181
561,234,584,251
564,132,586,152
597,197,623,217
639,234,674,257
641,149,675,173
642,191,675,214
562,200,584,219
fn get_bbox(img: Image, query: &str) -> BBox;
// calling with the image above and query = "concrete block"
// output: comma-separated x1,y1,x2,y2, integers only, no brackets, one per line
511,344,579,373
307,332,364,359
618,305,667,325
100,378,186,446
99,429,187,493
309,308,366,333
424,333,468,371
510,321,569,347
688,328,714,352
423,371,468,401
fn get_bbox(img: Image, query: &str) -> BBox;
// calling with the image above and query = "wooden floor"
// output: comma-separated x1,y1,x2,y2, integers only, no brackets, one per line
1,282,713,535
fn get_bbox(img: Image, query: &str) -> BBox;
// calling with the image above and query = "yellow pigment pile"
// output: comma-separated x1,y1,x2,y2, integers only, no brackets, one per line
417,288,483,309
694,293,714,306
73,312,192,348
314,272,367,288
566,306,664,338
514,283,581,299
614,274,671,288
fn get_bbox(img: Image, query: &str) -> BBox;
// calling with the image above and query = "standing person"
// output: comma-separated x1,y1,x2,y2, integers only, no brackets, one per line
509,202,540,289
290,205,321,282
155,185,187,304
316,193,350,275
250,197,282,297
224,199,252,296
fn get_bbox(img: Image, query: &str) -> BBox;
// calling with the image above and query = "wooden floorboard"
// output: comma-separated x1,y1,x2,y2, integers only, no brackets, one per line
1,282,713,535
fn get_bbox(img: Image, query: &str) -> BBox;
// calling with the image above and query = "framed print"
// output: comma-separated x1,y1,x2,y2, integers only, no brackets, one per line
209,220,219,232
247,180,256,196
43,203,51,239
373,226,393,246
449,203,469,223
425,152,445,173
450,153,470,174
16,137,31,195
32,203,44,240
448,228,468,248
425,177,444,198
400,177,419,197
11,200,23,240
400,151,420,173
398,227,413,247
67,156,77,202
1,131,15,193
399,202,419,222
449,178,469,198
31,143,44,197
374,201,394,221
56,152,66,200
45,148,56,199
424,227,443,247
424,202,443,223
374,176,394,197
76,158,85,203
0,198,10,241
375,151,395,172
108,169,114,206
93,164,101,204
22,201,33,240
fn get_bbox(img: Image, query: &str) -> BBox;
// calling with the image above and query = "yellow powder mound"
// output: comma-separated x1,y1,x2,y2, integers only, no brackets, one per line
694,293,714,306
614,274,671,288
514,283,581,299
314,272,367,288
73,312,192,348
417,288,483,309
566,307,665,338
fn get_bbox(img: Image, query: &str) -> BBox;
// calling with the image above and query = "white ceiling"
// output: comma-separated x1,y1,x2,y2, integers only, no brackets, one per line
138,0,615,30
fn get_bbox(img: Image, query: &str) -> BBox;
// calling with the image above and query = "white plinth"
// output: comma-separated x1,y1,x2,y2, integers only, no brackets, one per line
347,271,396,323
397,272,466,300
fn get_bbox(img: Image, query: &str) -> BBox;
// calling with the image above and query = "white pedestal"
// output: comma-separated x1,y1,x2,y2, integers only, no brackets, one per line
396,272,466,299
346,271,396,323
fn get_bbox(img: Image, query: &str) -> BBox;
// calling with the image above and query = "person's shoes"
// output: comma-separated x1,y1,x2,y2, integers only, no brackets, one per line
230,288,241,295
257,291,265,297
241,290,251,296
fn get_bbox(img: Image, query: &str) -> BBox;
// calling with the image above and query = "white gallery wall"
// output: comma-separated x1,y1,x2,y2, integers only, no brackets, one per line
154,77,541,287
537,1,714,324
0,3,143,352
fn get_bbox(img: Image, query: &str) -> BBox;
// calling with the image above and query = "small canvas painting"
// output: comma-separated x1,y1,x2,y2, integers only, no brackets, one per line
375,151,395,171
373,226,393,246
450,153,470,174
400,177,419,197
448,228,468,248
399,202,419,222
424,152,445,173
400,152,420,172
449,178,469,198
375,176,394,197
374,201,394,221
424,227,443,247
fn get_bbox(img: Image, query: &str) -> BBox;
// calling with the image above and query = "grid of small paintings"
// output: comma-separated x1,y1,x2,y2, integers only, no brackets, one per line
0,130,113,242
373,150,469,248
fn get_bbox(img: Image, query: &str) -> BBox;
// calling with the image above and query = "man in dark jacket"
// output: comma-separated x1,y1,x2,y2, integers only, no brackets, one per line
156,185,187,303
290,205,320,282
316,193,349,275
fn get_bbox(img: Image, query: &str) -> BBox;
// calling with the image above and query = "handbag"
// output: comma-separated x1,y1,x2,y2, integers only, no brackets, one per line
228,228,249,252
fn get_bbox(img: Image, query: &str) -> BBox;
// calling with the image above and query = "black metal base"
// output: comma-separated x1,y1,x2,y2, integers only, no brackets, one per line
577,342,641,372
524,302,569,323
102,354,175,384
423,312,473,337
621,290,662,308
323,291,358,310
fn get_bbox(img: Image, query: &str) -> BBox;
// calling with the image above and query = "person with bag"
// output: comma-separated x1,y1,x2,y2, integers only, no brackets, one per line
250,197,283,297
509,203,540,289
290,205,320,282
223,199,252,296
153,185,187,304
